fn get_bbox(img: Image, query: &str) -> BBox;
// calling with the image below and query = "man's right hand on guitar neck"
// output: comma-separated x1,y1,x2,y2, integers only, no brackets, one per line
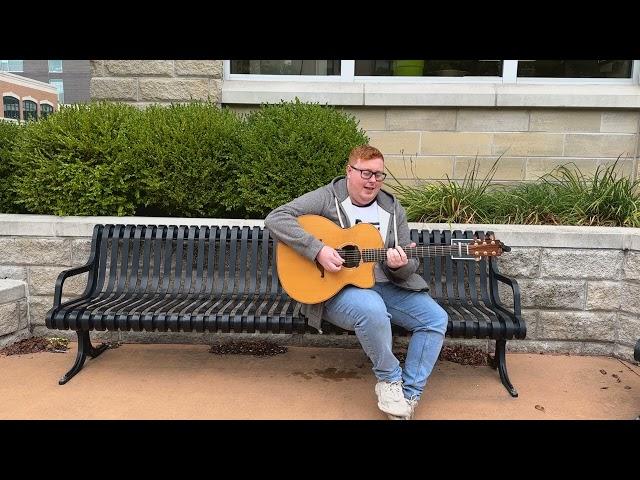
316,246,345,272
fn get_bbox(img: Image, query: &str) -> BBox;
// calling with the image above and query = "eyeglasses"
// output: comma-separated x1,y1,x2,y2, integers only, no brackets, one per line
349,165,387,182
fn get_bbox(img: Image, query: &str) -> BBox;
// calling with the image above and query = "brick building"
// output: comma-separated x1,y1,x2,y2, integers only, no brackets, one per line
1,72,58,121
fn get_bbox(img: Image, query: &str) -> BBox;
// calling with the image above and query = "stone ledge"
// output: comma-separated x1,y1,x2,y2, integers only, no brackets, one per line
2,214,640,250
0,279,26,304
222,80,640,108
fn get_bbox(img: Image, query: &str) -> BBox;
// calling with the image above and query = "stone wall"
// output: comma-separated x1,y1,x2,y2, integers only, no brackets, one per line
229,105,640,184
0,214,639,362
90,60,223,106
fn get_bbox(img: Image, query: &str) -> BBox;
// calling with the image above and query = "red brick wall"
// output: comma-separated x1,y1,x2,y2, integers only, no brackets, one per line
1,79,58,119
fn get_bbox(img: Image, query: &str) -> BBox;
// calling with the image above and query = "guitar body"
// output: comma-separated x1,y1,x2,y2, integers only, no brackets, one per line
276,215,384,304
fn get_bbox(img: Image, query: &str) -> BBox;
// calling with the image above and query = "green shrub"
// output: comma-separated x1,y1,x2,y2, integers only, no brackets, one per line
130,102,243,217
502,160,640,227
0,120,25,213
12,102,144,216
232,99,368,217
390,157,504,224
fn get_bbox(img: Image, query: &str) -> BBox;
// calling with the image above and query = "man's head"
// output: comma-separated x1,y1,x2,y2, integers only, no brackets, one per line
346,145,386,206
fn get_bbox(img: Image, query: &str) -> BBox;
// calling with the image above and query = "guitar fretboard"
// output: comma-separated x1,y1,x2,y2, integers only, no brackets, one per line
337,245,470,263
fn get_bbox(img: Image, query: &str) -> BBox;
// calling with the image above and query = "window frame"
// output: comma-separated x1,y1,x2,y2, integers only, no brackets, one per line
224,60,640,84
40,102,54,118
3,95,20,120
0,60,24,72
22,99,37,121
49,79,64,104
48,60,63,73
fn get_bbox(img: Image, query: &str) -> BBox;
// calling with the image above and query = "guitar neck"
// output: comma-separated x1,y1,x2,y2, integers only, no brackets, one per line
357,245,469,263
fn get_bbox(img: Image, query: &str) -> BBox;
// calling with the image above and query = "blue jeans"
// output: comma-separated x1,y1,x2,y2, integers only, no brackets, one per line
323,282,448,400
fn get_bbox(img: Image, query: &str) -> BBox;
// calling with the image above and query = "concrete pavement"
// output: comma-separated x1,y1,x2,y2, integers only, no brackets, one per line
1,342,639,420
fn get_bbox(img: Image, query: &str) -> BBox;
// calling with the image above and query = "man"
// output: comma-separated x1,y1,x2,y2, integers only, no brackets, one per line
265,144,448,420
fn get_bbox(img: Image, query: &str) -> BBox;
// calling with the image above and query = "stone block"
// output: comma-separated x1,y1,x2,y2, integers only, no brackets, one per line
0,302,20,336
0,266,27,282
525,158,601,180
71,239,93,266
540,249,622,279
493,133,564,156
139,79,210,102
340,107,386,130
366,131,421,155
90,78,137,101
518,279,585,309
563,134,637,158
386,108,457,131
28,266,87,296
586,281,622,311
175,60,222,78
457,109,529,132
104,60,174,76
624,251,640,280
529,110,602,132
454,156,525,181
600,112,640,133
421,132,492,155
617,313,640,346
495,247,540,278
538,311,616,341
384,155,453,180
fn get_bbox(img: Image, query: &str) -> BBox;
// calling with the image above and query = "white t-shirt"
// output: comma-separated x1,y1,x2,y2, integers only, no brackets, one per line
343,199,389,282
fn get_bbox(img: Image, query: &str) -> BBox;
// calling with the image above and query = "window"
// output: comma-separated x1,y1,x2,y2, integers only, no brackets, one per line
0,60,24,72
230,60,341,75
48,60,63,73
517,60,632,78
355,60,503,77
49,79,64,104
3,96,20,120
40,103,53,118
226,60,637,83
22,100,37,121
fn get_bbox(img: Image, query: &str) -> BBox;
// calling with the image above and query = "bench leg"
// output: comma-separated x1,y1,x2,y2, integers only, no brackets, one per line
488,339,518,398
58,331,109,385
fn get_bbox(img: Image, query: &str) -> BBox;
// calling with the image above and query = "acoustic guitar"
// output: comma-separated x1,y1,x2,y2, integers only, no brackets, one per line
276,214,510,304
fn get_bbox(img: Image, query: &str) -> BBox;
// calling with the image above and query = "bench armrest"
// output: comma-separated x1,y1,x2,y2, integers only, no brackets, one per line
488,260,522,319
53,263,94,309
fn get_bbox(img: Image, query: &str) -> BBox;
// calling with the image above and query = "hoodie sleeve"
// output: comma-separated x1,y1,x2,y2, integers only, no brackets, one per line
382,202,419,281
264,186,331,262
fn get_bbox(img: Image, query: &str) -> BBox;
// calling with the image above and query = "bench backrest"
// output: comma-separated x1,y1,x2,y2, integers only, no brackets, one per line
85,224,498,303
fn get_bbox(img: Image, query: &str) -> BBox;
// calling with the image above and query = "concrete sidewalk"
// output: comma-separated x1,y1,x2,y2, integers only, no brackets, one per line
1,342,639,420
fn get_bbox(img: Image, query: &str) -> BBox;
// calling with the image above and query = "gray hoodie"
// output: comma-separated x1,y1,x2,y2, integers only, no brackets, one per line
264,176,429,333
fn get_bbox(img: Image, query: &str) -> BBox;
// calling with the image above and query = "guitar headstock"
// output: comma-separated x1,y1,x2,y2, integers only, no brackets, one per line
467,233,511,258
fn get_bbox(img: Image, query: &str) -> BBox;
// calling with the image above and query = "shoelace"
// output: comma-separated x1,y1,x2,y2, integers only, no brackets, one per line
382,381,404,400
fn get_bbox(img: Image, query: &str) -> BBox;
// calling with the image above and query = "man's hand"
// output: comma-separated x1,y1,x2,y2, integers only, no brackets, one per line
316,246,345,272
386,242,416,269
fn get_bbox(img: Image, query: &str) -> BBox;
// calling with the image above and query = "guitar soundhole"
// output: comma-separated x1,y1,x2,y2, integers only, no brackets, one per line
340,244,361,268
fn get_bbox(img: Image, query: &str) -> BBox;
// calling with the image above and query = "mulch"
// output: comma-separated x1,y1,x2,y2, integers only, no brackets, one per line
0,337,69,356
207,339,487,365
395,344,488,366
2,336,487,365
209,340,288,357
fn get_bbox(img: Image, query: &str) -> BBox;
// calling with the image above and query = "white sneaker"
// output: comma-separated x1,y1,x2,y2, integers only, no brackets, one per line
386,397,419,420
375,381,411,417
407,397,419,419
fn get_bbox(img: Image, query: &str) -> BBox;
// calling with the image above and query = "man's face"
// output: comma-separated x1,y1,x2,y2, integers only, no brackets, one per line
346,157,385,206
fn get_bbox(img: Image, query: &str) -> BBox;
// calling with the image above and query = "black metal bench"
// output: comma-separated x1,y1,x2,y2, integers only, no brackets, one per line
46,224,524,396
